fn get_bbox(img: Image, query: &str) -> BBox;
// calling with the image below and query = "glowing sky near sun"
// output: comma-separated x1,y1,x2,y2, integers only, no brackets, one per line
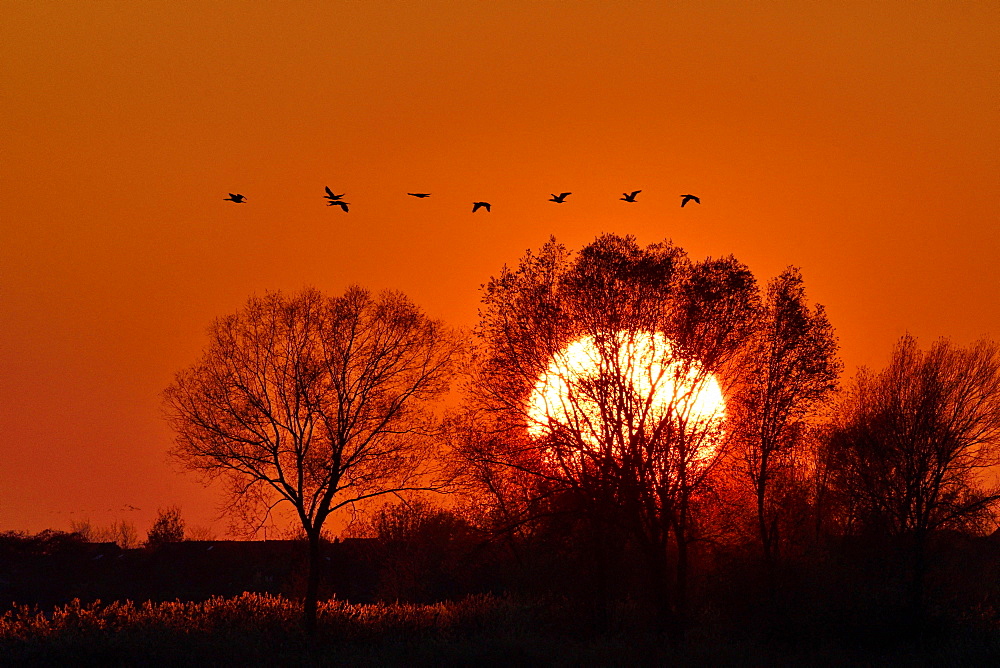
528,332,726,463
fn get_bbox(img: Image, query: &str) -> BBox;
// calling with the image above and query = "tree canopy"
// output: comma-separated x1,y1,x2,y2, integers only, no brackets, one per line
163,286,462,630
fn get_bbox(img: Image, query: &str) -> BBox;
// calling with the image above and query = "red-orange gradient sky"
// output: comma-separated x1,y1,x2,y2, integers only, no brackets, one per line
2,2,998,536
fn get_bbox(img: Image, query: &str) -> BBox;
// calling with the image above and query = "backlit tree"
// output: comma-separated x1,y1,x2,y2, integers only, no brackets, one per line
732,267,841,564
466,234,760,625
163,286,461,632
825,335,1000,613
146,506,185,548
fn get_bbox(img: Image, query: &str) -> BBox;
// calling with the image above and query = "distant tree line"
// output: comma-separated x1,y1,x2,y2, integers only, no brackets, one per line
156,233,1000,639
67,506,215,550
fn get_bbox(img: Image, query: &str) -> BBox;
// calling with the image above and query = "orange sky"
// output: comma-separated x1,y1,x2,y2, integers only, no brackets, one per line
2,1,998,537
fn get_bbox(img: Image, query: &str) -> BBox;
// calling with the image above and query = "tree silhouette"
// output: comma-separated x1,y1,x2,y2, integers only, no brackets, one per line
468,234,760,628
163,286,461,632
146,506,185,548
68,518,138,548
732,267,841,565
825,335,1000,616
108,519,139,550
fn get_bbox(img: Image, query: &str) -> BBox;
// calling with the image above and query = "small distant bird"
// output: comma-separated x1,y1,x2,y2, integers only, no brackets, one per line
328,201,349,212
621,190,641,202
680,194,701,207
224,193,247,203
407,193,431,198
472,201,491,213
549,192,572,203
324,187,345,202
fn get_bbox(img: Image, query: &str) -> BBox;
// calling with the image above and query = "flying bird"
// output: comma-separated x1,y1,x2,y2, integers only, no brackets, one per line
549,192,572,203
472,201,491,213
621,190,641,202
328,201,350,212
680,194,701,207
224,193,247,203
324,187,345,201
407,193,431,198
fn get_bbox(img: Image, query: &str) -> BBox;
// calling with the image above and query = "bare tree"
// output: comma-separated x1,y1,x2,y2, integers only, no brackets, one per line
184,525,218,541
147,506,185,548
163,286,461,632
468,234,760,626
732,267,841,564
825,335,1000,613
108,519,138,549
71,518,138,548
69,519,100,543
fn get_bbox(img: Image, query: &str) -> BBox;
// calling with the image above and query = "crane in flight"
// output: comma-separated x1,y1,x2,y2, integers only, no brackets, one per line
324,187,346,203
223,193,247,203
621,190,641,202
472,201,491,213
549,192,572,203
680,194,700,207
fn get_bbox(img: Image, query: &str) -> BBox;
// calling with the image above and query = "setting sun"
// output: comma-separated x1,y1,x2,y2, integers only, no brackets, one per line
527,331,726,462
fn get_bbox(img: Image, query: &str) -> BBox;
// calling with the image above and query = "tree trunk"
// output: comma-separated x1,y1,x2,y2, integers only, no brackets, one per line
591,520,611,631
908,529,928,627
756,462,780,600
641,536,674,631
673,496,691,640
757,485,772,562
304,530,323,635
675,525,688,627
756,448,774,565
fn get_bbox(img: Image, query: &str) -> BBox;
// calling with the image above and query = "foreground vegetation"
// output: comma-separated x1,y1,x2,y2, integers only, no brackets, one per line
3,592,999,666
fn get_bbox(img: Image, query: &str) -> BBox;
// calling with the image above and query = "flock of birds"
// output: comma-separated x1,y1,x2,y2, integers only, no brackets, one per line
223,188,702,212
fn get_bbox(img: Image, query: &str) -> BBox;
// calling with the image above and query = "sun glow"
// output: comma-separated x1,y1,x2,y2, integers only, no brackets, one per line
527,331,726,464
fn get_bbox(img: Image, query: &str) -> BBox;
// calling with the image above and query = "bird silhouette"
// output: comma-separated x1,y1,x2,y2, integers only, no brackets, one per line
549,192,572,203
472,201,491,213
324,187,345,201
680,194,700,207
407,193,431,198
224,193,247,203
621,190,641,202
328,201,350,212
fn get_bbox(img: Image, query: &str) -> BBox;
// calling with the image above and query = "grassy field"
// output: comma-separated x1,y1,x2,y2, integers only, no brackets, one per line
3,592,999,666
